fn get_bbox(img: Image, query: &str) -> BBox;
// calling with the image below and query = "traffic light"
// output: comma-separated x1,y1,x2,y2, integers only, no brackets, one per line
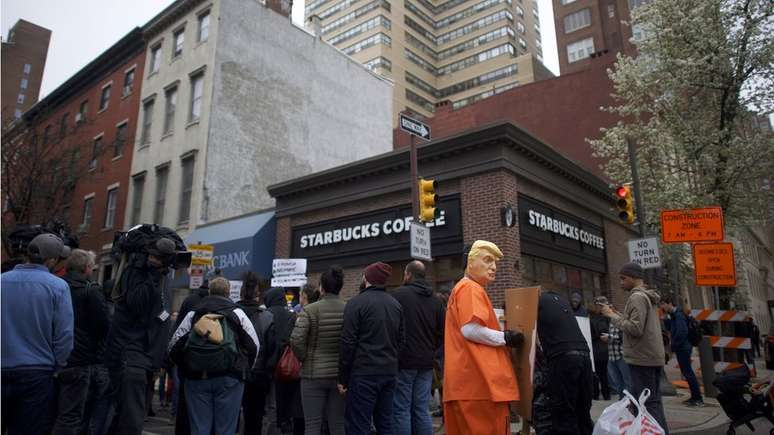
418,178,439,223
615,185,635,224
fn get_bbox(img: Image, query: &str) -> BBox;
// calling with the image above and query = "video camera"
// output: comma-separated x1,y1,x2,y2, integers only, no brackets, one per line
111,224,191,270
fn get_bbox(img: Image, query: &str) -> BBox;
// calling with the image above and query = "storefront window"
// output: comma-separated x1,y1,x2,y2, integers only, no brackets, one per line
567,268,581,288
536,260,552,282
552,264,567,286
522,256,535,279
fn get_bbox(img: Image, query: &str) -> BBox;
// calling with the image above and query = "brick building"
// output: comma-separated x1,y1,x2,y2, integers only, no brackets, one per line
1,19,51,127
5,29,145,280
270,122,637,309
394,53,619,178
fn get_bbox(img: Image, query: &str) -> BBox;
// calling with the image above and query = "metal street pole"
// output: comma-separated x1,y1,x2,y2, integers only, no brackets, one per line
410,134,418,220
626,137,645,238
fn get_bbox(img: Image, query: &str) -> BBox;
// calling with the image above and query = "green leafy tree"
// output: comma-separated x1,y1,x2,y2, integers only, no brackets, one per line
591,0,774,228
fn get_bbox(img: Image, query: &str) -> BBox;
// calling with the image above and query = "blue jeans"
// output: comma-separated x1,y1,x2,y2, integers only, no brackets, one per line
674,345,702,400
607,358,632,400
1,368,56,435
185,375,244,435
345,375,396,435
393,369,433,435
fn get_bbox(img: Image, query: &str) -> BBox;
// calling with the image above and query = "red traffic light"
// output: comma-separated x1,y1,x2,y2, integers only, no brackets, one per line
616,186,628,198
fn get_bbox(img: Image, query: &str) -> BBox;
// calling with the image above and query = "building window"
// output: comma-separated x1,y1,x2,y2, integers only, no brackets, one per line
17,94,25,104
59,113,68,138
189,73,204,122
89,136,102,170
164,86,177,134
154,166,169,224
178,156,195,224
560,0,577,4
104,188,118,229
82,197,93,229
99,85,111,111
123,69,135,95
517,22,525,34
20,78,28,89
173,28,185,58
23,63,31,74
131,174,145,226
42,125,51,145
628,0,647,10
14,109,21,119
115,123,128,157
78,101,88,123
567,36,595,63
198,11,210,42
150,44,161,74
608,4,615,18
141,99,154,144
564,9,591,33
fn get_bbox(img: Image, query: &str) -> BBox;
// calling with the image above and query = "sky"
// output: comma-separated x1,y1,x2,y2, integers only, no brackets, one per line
1,0,560,98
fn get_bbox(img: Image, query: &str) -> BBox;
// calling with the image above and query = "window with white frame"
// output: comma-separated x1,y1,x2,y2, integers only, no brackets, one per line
154,166,169,224
564,8,591,33
567,36,594,63
164,86,177,134
89,136,102,169
198,11,210,42
20,78,28,89
141,99,154,144
150,44,162,74
123,68,135,95
131,174,145,226
189,73,204,122
23,63,31,74
99,85,111,111
173,28,185,58
82,197,94,229
178,156,195,224
115,123,128,157
104,187,118,229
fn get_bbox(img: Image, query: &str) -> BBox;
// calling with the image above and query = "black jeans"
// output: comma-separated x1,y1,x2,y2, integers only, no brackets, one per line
345,375,396,435
52,365,92,435
629,365,669,434
1,368,56,435
593,358,610,400
547,352,594,435
107,366,148,435
84,365,112,435
242,379,270,435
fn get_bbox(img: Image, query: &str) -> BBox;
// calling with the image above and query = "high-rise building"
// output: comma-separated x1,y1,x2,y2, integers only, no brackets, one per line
306,0,554,121
1,19,51,127
552,0,642,75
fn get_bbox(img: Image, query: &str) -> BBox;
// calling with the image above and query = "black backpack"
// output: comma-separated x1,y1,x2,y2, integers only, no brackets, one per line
687,316,703,347
247,308,276,382
184,311,240,375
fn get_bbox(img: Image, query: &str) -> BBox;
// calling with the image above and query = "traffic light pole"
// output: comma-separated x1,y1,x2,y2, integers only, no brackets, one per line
410,134,419,220
626,137,645,238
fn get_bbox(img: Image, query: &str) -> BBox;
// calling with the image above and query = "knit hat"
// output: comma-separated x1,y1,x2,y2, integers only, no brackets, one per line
364,262,392,286
27,233,68,260
619,262,644,279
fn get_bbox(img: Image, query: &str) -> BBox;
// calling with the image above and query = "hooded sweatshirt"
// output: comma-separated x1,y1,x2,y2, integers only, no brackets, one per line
391,279,445,369
610,287,665,367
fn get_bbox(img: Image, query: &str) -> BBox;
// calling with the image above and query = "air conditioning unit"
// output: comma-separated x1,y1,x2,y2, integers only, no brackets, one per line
122,85,132,96
75,113,83,123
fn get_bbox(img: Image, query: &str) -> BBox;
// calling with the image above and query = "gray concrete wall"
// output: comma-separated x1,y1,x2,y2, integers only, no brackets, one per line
204,0,393,222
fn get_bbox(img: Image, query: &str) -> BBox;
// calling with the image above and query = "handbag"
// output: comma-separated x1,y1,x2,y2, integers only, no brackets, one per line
274,345,301,382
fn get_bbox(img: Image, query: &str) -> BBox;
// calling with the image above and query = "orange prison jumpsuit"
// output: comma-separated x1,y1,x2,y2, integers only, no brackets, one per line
443,277,519,435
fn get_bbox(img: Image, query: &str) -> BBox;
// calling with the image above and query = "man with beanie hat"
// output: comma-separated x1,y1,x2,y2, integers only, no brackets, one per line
601,262,669,433
443,240,523,435
339,262,405,435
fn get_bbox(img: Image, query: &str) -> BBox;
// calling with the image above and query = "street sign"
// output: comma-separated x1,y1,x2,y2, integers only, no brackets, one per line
661,207,724,243
189,244,215,266
399,113,431,141
627,237,661,269
692,242,736,286
410,222,432,261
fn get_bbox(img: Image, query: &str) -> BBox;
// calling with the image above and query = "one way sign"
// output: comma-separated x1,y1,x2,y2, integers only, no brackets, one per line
400,113,431,141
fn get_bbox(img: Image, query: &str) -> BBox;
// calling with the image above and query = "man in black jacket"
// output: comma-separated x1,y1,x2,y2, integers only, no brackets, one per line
391,261,444,435
537,289,594,435
339,262,405,435
52,249,110,435
169,277,259,435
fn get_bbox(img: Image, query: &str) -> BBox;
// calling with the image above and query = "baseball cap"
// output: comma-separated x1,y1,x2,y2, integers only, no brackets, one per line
28,233,68,260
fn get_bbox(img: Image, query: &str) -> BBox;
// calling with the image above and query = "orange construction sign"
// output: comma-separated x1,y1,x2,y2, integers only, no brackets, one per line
661,207,724,243
693,242,736,287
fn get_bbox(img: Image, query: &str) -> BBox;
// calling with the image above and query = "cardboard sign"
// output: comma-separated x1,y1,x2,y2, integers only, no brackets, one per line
693,242,736,286
272,259,307,276
661,207,724,243
229,280,243,302
505,287,540,420
189,265,205,289
189,244,215,266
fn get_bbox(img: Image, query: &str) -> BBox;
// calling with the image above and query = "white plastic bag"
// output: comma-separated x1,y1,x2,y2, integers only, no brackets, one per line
592,389,665,435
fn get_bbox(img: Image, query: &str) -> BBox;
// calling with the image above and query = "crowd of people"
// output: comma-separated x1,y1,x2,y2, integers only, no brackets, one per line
2,232,765,435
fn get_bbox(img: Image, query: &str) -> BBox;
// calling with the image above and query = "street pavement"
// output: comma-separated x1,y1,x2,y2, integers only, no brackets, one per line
140,355,774,435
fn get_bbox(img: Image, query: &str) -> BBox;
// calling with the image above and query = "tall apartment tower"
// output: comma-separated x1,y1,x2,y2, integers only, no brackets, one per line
552,0,642,75
306,0,554,120
1,20,51,127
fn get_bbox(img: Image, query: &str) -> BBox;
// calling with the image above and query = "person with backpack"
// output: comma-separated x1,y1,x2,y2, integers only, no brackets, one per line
238,271,277,435
290,266,347,435
168,277,260,435
659,295,704,407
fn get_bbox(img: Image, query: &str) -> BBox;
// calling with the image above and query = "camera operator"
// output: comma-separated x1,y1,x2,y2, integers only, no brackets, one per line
105,238,177,435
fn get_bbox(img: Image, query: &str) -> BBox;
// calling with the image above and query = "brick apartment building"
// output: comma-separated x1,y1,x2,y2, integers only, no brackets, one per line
1,19,51,127
3,29,145,280
394,53,620,178
270,122,638,310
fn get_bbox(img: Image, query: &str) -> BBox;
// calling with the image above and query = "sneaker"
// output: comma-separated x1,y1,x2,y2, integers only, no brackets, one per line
685,399,705,407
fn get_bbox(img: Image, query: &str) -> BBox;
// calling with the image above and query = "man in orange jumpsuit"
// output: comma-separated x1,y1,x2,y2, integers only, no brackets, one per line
443,240,524,435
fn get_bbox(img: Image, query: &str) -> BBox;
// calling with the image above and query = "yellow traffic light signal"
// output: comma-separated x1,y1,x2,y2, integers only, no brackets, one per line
615,185,636,224
418,178,439,223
